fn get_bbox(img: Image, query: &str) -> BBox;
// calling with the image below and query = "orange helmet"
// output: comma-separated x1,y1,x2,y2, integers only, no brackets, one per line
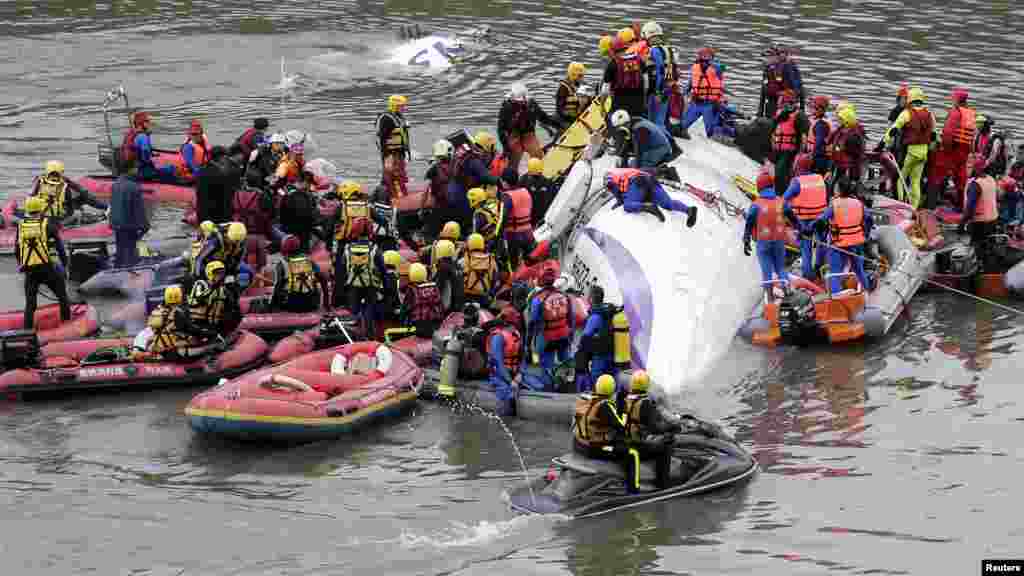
756,168,774,191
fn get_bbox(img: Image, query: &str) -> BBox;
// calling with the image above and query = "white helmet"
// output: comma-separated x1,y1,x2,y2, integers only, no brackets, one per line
553,273,577,293
611,109,631,128
285,130,305,148
432,139,454,159
641,21,663,39
508,82,529,102
577,84,595,98
268,133,286,145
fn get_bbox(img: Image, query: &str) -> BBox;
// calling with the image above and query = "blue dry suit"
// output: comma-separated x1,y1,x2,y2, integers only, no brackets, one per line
647,45,673,130
743,187,797,286
488,330,520,416
181,141,204,178
711,102,741,139
194,234,253,290
683,60,723,136
134,132,179,183
811,119,831,174
580,310,616,388
783,177,828,280
614,171,691,215
528,288,577,371
628,119,674,169
447,155,499,229
814,201,874,294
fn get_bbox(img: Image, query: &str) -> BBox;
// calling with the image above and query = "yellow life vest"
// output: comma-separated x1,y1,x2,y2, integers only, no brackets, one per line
335,199,371,242
623,393,649,442
559,79,580,119
38,178,67,219
377,112,409,155
474,199,504,241
463,251,496,296
17,218,52,270
147,305,187,354
345,242,381,289
573,395,623,448
285,255,316,294
188,280,226,327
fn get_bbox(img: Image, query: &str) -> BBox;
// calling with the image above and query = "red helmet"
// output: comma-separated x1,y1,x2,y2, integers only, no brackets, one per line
897,83,909,98
281,235,300,255
133,111,150,127
756,168,775,191
795,153,814,174
696,47,714,61
811,95,830,111
999,177,1018,194
498,306,523,328
190,120,203,135
951,87,969,104
539,260,561,286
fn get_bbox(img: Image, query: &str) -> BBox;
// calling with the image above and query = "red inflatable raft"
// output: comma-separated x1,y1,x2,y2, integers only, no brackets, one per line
77,175,196,205
0,331,267,398
186,341,422,442
0,196,113,255
0,303,99,344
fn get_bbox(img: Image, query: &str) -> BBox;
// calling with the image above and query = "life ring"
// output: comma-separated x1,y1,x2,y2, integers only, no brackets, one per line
260,373,313,392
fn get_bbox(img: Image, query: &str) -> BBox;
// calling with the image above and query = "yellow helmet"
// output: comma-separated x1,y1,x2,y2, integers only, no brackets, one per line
44,160,65,181
595,374,616,396
24,196,46,215
617,27,635,45
567,62,586,81
205,260,226,281
527,157,544,175
440,221,461,240
164,285,183,305
837,104,858,128
388,94,408,113
907,87,925,104
435,239,456,259
631,370,650,393
199,220,216,237
226,222,247,244
467,233,485,252
468,187,488,209
337,180,362,199
383,250,402,268
408,262,428,284
598,35,613,57
473,131,497,153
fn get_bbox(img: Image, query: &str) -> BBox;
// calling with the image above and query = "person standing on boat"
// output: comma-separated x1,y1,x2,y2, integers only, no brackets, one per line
109,156,149,268
929,88,975,210
486,306,524,417
194,222,252,292
883,87,934,209
814,178,873,294
520,158,554,228
30,160,108,224
377,95,411,202
380,250,403,322
235,117,269,160
804,96,833,176
121,111,180,184
401,263,444,339
196,146,232,224
959,158,1000,251
603,30,647,121
247,132,286,188
271,142,306,189
784,154,828,281
683,47,724,137
605,167,699,224
462,233,500,310
528,260,576,374
498,83,561,176
641,22,678,131
745,169,798,298
556,62,587,127
272,235,328,314
827,103,867,196
16,196,70,331
179,120,210,182
469,187,507,259
424,139,454,239
622,370,681,491
334,228,386,333
277,166,321,252
449,132,501,234
577,285,619,392
759,45,804,119
771,93,809,195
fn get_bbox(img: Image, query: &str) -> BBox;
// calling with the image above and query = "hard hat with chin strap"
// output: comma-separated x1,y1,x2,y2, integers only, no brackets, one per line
408,262,428,284
595,374,616,396
630,370,650,393
432,139,454,159
164,285,183,305
611,109,631,128
467,233,485,252
388,95,408,112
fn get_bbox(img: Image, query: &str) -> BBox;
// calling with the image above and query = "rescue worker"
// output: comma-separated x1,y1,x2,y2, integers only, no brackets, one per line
744,169,798,298
188,260,241,335
469,187,506,254
136,285,219,361
814,178,873,294
498,83,561,173
462,233,500,309
402,262,444,338
889,84,909,123
771,93,810,192
959,157,1000,253
271,142,306,189
246,132,286,187
572,374,628,476
502,184,535,271
603,30,647,120
277,166,321,251
109,156,149,268
605,167,698,224
929,88,975,210
16,196,70,330
528,260,576,371
194,221,253,291
609,109,675,169
827,103,867,194
577,284,617,390
641,22,678,131
783,154,829,280
804,95,833,175
420,239,457,300
30,160,108,223
335,232,386,334
424,139,454,239
598,35,613,61
380,249,403,322
759,45,804,118
180,119,211,181
486,306,524,416
271,235,328,313
556,62,587,126
622,370,681,491
520,157,554,227
975,115,1008,177
377,94,411,201
235,117,269,160
883,87,934,209
448,132,501,233
120,111,179,183
330,180,373,265
998,176,1020,228
418,222,463,281
683,47,724,137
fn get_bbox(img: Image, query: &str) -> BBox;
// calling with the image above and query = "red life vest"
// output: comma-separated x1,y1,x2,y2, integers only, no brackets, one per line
830,197,866,247
790,175,827,220
508,101,533,133
902,107,934,146
120,128,140,165
972,176,998,222
803,117,832,154
608,167,645,198
690,62,723,102
428,160,451,206
827,124,865,170
753,197,787,241
952,106,976,146
408,282,443,323
237,127,260,157
490,154,509,178
503,188,533,235
614,51,644,91
485,326,522,376
538,288,571,342
772,111,799,152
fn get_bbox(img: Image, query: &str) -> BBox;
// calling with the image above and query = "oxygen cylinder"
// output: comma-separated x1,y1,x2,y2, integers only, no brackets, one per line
437,335,463,398
612,308,631,370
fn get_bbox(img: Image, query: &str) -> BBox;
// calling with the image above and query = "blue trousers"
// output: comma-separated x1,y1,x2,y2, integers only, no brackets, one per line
647,94,669,130
828,244,868,293
491,375,516,416
756,240,789,285
624,181,690,214
683,102,719,136
538,338,570,370
797,221,827,280
114,228,142,268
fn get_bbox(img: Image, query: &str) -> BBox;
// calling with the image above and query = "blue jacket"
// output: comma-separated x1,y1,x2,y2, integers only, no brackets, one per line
812,119,830,160
181,142,203,176
580,311,609,358
650,45,671,95
744,188,799,242
528,287,577,352
110,175,148,231
133,132,156,169
447,156,499,212
631,118,671,152
962,179,991,225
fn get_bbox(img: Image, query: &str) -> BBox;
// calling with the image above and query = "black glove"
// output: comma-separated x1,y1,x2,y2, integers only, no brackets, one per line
687,205,698,227
743,238,752,256
957,221,967,234
873,140,884,154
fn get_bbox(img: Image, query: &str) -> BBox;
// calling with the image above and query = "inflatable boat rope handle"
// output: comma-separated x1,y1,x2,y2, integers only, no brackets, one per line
260,374,313,392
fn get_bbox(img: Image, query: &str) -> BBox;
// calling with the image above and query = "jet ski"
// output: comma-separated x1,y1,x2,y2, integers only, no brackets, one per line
508,414,757,518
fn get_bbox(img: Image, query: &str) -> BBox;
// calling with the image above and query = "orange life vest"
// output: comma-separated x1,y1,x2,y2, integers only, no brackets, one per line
902,107,934,146
538,288,571,342
772,111,799,152
503,188,533,234
690,62,723,103
790,175,827,220
179,134,210,178
972,176,998,222
830,197,866,247
953,106,976,146
485,326,522,376
754,197,787,241
608,167,645,197
613,51,644,90
827,124,865,170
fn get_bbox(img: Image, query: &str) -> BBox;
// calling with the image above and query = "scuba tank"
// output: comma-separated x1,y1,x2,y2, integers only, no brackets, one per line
611,307,631,371
437,335,462,398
